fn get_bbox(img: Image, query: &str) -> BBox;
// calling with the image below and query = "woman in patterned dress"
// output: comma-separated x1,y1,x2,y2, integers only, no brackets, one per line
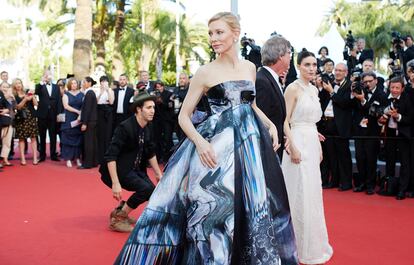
13,78,39,165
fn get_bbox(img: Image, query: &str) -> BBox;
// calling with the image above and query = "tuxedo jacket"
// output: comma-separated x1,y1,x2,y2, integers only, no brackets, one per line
385,92,413,138
99,116,155,181
320,79,353,138
255,67,286,146
352,87,388,136
155,89,175,122
113,87,134,116
145,81,156,93
80,90,98,124
35,83,61,119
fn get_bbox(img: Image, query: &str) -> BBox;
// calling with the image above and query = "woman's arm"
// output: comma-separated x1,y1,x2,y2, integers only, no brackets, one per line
15,98,26,110
62,94,81,115
283,84,301,164
32,93,38,107
178,66,217,169
148,156,163,181
107,89,115,105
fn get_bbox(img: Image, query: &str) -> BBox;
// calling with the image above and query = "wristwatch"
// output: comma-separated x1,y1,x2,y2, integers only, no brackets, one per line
329,91,335,97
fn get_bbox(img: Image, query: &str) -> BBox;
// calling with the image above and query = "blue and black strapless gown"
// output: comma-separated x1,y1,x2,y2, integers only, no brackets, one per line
115,80,298,265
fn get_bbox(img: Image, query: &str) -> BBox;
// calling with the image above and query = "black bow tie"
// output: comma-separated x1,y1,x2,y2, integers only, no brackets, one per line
119,87,125,91
367,91,373,95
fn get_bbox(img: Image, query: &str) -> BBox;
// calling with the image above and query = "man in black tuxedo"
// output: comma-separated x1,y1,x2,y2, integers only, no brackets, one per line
361,59,385,91
173,73,189,141
344,38,374,75
320,63,354,191
35,70,61,162
79,77,98,169
100,90,162,232
153,81,175,162
352,72,388,194
139,70,155,93
256,35,291,160
113,74,134,133
378,77,412,200
405,60,414,198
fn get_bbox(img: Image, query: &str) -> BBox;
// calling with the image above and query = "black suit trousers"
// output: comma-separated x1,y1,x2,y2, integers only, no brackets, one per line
410,139,414,192
354,128,380,189
319,140,330,186
97,105,113,163
38,112,57,159
323,119,353,188
82,122,98,168
385,128,411,193
102,170,155,209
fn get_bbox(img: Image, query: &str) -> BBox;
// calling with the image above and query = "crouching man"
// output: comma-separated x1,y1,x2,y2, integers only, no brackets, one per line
99,90,163,232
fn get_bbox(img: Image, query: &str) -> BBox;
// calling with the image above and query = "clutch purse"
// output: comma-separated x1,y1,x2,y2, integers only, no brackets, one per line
57,113,66,122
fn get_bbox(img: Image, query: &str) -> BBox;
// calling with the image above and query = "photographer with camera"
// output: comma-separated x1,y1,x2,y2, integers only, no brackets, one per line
319,63,353,191
405,59,414,198
378,77,413,200
152,81,175,163
351,72,388,194
403,35,414,78
322,59,335,81
240,33,262,69
388,31,406,79
361,59,385,92
343,32,374,77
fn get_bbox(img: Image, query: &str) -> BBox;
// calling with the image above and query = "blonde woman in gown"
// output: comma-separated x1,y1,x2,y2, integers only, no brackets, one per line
282,50,333,265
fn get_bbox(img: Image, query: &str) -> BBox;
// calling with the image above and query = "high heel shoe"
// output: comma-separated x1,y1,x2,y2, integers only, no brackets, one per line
20,160,27,166
66,160,72,168
76,159,82,167
32,159,39,165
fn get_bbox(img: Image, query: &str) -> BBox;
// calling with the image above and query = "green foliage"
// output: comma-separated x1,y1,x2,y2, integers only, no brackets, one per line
162,71,176,86
318,0,414,60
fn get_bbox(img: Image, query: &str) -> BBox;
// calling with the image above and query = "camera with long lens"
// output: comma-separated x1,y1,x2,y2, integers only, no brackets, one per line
368,101,386,118
150,90,162,102
391,31,403,52
320,73,333,85
383,98,400,116
345,30,355,50
389,31,404,76
240,33,262,69
351,73,364,94
240,33,251,58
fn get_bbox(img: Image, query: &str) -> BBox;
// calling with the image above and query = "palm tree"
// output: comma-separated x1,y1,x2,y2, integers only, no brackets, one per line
73,0,92,79
93,0,116,70
111,0,127,79
318,0,414,61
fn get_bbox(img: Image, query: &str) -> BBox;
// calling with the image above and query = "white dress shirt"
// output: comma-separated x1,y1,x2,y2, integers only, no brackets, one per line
46,83,52,97
116,87,127,114
324,79,345,117
263,66,284,95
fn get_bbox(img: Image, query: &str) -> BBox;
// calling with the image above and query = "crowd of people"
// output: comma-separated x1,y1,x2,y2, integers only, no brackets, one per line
2,11,414,264
312,36,414,201
0,69,191,171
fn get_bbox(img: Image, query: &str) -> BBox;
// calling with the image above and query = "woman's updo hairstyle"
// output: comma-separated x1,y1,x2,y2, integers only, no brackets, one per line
297,48,316,65
85,76,97,86
208,12,240,34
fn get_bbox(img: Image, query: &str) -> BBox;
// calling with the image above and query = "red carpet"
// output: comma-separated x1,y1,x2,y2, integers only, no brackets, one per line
1,157,413,265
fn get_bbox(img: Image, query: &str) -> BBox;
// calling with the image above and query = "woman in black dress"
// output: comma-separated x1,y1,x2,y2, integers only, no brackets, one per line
96,76,114,163
13,78,39,165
